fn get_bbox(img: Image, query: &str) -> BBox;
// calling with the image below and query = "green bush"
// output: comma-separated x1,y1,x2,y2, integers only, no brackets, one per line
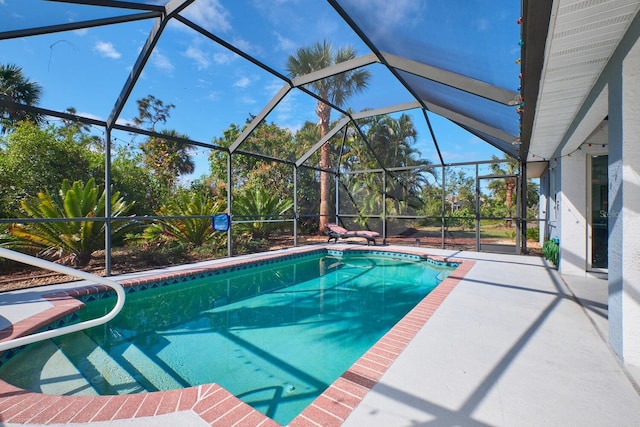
9,178,134,266
527,227,540,241
142,191,225,247
134,243,190,266
542,238,559,266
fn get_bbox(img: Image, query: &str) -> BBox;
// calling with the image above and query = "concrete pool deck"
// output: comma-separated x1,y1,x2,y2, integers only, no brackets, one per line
1,245,639,426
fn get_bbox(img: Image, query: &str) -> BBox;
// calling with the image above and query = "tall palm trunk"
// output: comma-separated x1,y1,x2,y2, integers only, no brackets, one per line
505,177,516,227
317,101,332,234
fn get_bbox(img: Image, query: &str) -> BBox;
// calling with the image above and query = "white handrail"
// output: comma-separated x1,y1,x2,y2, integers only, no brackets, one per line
0,247,126,352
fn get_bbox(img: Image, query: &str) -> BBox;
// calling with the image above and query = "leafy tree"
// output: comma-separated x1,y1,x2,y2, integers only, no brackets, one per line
287,40,371,233
419,180,444,222
488,155,519,225
293,121,322,231
8,178,134,266
110,146,164,216
141,129,196,190
209,120,299,202
58,107,103,149
0,121,102,216
132,95,174,131
141,191,225,247
133,95,195,192
0,63,42,132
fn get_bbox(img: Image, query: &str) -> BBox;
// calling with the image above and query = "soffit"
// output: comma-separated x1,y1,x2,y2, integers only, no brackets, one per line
528,0,640,163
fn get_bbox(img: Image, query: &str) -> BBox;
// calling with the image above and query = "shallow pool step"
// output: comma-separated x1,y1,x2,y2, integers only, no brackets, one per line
0,339,99,396
39,339,100,396
109,340,186,391
55,331,145,395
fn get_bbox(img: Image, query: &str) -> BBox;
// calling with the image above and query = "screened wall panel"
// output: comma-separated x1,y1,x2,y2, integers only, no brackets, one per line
337,171,384,217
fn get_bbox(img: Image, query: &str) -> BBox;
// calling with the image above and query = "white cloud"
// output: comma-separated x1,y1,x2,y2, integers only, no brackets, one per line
232,37,259,56
213,51,235,65
94,41,121,59
233,76,251,88
151,50,174,73
273,31,296,52
240,95,256,105
347,0,425,37
76,112,102,122
182,0,231,33
185,45,210,70
264,79,286,97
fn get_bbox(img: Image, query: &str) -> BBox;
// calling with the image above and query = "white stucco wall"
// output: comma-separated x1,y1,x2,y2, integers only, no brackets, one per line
559,151,587,276
618,39,640,365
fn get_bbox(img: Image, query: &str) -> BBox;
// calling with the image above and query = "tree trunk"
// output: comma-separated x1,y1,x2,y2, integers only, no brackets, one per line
317,101,332,235
505,178,515,227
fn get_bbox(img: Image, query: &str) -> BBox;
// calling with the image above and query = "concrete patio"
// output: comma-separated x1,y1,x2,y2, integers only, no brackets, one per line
342,249,640,426
1,247,639,426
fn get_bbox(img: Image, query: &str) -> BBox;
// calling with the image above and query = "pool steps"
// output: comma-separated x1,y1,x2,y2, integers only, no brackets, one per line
31,331,188,398
0,246,469,426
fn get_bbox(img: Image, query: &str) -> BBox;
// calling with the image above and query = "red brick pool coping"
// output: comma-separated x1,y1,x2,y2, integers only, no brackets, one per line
0,246,474,426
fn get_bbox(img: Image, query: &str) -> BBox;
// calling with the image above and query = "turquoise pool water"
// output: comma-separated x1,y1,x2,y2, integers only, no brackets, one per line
0,250,455,425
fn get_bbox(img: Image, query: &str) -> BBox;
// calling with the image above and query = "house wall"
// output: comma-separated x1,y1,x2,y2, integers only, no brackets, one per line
556,128,608,276
553,14,640,365
608,34,640,365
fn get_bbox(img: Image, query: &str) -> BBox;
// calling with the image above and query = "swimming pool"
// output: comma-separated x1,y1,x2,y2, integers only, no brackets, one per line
0,248,458,425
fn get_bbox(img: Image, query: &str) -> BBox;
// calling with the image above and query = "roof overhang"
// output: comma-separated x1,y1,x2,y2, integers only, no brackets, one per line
523,0,640,177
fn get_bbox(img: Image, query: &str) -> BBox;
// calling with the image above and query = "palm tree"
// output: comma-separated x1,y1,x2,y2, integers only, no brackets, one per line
0,63,42,132
489,154,519,226
359,114,432,216
141,129,196,190
287,40,370,233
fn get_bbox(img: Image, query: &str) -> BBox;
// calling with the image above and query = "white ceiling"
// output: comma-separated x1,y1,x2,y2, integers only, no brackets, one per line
528,0,640,163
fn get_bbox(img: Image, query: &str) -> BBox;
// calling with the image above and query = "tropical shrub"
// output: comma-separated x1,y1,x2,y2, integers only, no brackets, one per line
232,187,294,239
140,191,225,247
9,178,134,266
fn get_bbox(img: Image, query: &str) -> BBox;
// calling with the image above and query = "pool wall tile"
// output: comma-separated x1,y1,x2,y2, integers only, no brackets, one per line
0,246,474,426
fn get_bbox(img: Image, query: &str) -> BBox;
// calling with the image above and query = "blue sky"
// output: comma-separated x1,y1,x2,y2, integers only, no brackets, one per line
1,0,521,180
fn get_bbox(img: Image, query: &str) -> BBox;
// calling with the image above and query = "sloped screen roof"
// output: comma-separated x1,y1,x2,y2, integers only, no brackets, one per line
1,0,523,172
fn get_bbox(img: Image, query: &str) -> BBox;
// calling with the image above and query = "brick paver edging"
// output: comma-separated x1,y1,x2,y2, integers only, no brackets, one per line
0,248,473,426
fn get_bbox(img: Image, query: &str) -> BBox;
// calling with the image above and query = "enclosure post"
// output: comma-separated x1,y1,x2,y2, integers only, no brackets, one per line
383,170,387,244
226,152,232,257
475,163,480,251
105,127,112,276
293,165,298,246
334,174,339,224
441,165,445,249
520,161,528,254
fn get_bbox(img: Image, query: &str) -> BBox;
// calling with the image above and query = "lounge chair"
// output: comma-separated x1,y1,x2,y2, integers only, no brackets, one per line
325,223,380,245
